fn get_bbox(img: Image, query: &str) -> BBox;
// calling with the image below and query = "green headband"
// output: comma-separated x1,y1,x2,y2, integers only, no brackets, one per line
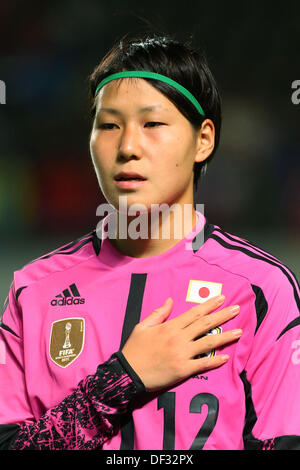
94,71,205,117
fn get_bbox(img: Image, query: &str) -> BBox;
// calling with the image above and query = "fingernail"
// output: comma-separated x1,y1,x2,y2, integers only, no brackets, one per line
229,305,240,313
221,354,229,361
216,295,225,304
232,329,242,336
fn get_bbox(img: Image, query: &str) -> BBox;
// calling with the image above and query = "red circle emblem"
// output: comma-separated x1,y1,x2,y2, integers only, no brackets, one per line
198,286,210,298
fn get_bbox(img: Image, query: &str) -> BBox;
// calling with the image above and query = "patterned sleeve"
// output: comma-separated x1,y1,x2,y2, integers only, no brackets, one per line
9,351,145,450
0,280,146,450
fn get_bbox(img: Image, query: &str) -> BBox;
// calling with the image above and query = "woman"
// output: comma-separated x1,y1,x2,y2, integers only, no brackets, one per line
0,33,299,450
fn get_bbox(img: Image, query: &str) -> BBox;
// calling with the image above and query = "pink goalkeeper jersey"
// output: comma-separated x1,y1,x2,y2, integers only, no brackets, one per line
0,211,300,450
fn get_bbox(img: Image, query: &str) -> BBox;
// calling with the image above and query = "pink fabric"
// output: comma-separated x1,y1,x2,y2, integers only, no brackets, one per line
0,212,299,449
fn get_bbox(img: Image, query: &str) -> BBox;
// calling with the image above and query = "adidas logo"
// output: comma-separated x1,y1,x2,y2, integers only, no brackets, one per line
50,283,85,306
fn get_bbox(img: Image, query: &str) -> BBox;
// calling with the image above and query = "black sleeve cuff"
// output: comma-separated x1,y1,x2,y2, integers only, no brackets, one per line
114,350,146,395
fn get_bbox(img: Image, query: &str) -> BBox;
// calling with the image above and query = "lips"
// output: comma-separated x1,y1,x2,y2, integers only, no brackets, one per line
114,172,147,181
114,171,148,190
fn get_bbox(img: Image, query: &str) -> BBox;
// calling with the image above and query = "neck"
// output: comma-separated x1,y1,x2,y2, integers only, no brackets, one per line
108,205,199,258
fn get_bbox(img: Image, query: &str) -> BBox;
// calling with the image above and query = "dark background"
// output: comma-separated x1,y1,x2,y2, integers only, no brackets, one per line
0,0,299,302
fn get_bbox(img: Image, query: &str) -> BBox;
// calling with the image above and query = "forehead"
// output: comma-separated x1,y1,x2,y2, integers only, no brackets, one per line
94,77,177,115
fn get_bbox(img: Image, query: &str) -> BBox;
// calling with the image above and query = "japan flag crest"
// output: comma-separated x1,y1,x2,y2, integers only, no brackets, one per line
186,280,222,304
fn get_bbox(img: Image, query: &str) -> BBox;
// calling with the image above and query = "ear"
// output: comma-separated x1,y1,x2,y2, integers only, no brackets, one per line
194,119,215,164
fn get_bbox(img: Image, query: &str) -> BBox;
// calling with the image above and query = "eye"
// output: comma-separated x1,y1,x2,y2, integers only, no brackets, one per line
145,122,164,128
98,123,118,130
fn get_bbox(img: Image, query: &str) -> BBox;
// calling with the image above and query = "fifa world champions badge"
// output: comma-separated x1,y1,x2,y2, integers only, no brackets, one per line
49,318,85,368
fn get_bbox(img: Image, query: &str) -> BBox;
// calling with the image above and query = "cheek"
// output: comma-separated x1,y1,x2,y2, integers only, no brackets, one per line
89,136,98,163
90,138,108,171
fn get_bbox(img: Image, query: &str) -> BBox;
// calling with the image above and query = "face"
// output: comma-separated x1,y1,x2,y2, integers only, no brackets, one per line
89,77,212,214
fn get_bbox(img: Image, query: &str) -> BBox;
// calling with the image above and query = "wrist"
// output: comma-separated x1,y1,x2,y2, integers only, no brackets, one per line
114,351,146,394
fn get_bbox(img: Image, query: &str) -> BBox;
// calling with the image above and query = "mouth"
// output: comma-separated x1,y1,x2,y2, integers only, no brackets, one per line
114,172,147,189
114,179,147,189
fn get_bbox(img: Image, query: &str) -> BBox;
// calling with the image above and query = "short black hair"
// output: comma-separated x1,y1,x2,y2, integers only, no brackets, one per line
88,32,222,194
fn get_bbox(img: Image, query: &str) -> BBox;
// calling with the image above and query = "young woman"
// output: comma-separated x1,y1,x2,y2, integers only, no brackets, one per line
0,33,299,451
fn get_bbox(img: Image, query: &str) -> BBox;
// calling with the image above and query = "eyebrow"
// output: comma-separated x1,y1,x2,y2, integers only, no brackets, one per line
97,105,169,115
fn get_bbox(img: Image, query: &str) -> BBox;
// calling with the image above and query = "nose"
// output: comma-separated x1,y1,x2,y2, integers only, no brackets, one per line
118,123,142,161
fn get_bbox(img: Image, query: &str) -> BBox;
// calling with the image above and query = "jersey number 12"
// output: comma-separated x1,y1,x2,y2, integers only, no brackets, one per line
120,391,219,450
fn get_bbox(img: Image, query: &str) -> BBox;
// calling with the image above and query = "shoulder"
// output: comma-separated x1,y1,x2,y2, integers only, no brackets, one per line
13,230,101,293
199,222,300,339
200,222,299,306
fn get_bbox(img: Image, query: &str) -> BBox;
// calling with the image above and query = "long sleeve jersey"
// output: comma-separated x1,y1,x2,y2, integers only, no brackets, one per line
0,211,299,450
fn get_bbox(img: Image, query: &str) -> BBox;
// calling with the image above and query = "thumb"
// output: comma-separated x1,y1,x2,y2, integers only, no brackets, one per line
142,298,173,327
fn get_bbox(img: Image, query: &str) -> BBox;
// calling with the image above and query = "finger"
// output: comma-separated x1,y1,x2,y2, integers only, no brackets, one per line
183,305,240,340
189,328,242,357
172,294,226,329
142,297,173,327
187,353,230,377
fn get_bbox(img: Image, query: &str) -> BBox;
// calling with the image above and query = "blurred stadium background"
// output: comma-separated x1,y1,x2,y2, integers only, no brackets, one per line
0,0,299,303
